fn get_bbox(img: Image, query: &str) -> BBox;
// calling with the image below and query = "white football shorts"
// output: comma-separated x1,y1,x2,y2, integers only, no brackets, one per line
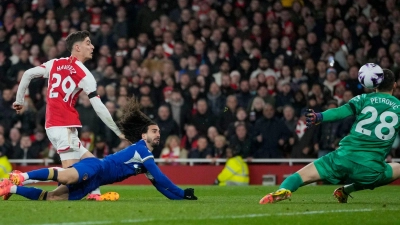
46,127,88,161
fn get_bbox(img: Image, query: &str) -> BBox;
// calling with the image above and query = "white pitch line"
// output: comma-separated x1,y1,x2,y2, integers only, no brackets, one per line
26,208,399,225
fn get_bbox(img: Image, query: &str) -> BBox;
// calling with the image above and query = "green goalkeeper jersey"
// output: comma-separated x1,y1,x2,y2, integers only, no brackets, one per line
321,92,400,170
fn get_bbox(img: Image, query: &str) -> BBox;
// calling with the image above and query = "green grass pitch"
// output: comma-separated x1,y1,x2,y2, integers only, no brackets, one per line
2,185,400,225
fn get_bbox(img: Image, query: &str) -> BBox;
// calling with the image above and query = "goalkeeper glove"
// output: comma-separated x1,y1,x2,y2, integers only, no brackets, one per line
305,109,323,128
183,188,198,200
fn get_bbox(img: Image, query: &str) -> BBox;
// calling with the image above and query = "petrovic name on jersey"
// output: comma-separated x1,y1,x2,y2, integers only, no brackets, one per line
370,97,400,110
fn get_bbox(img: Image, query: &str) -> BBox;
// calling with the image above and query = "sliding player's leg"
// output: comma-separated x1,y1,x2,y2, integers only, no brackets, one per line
260,151,344,204
334,162,400,203
1,158,104,201
2,167,65,200
259,162,321,204
0,179,69,200
10,167,80,185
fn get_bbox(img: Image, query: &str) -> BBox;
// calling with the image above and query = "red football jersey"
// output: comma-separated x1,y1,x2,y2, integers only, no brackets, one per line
41,57,96,129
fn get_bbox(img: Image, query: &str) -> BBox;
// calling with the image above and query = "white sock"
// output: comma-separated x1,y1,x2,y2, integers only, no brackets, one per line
51,167,65,171
22,180,54,185
22,173,29,180
343,184,356,194
90,188,101,195
10,185,17,194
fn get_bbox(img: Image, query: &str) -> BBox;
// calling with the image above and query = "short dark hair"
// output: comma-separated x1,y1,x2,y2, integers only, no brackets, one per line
65,30,90,52
377,69,395,92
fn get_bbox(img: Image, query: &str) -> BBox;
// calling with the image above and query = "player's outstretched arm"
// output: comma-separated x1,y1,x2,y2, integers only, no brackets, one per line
13,66,46,114
89,96,123,138
143,158,198,200
321,104,354,121
77,67,125,140
305,104,354,128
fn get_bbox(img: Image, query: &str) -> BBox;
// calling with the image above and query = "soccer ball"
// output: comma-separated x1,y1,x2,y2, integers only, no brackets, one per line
358,63,384,89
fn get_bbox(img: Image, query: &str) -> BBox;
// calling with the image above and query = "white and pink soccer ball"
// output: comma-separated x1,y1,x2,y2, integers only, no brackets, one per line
358,63,384,89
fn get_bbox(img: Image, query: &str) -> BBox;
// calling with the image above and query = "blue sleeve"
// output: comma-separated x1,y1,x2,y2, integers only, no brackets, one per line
137,146,154,161
152,182,183,200
143,158,184,199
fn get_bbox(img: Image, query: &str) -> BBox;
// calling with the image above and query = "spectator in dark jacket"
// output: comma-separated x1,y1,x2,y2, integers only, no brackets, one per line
188,136,212,160
275,83,294,115
140,95,157,121
168,89,191,133
216,95,238,135
252,103,291,158
211,135,227,159
11,134,40,161
190,99,216,136
229,123,252,158
207,82,226,115
236,80,253,109
154,105,180,158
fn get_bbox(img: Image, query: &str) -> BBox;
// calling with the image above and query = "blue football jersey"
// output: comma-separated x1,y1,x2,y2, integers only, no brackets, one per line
100,139,152,184
97,139,185,199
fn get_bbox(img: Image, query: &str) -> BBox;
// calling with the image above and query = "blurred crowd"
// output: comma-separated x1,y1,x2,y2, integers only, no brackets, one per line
1,0,400,165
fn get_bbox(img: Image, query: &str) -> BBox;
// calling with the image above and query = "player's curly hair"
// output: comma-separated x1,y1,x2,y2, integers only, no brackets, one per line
118,97,156,143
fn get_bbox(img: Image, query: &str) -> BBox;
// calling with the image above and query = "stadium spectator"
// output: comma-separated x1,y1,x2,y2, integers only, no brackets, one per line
168,89,190,132
181,124,198,151
190,98,216,136
252,104,291,158
228,122,252,158
236,80,253,109
248,96,265,125
11,134,39,162
154,105,180,158
139,95,157,121
206,126,219,149
159,135,188,165
188,136,211,160
211,135,228,159
216,94,238,135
